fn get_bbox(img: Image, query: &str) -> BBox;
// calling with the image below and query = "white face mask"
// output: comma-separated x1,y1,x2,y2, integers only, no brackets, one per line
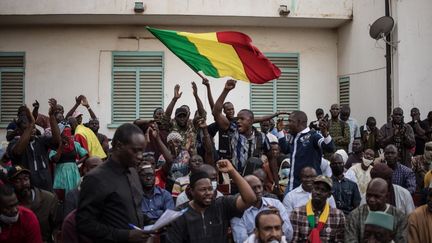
0,212,19,224
362,157,373,167
211,180,218,191
279,168,291,179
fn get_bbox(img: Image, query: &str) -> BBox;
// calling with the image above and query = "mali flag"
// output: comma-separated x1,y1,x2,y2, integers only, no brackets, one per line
147,27,281,84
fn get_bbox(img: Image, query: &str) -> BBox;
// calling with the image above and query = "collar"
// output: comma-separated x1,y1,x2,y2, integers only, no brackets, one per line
144,186,162,197
294,127,310,140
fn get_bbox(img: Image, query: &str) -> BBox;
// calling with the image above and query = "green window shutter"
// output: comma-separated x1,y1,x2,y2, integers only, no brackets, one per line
250,54,299,117
112,52,163,125
339,76,350,106
0,53,25,126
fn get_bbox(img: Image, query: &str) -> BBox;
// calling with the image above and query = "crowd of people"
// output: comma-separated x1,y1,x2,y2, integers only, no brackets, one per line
0,78,432,243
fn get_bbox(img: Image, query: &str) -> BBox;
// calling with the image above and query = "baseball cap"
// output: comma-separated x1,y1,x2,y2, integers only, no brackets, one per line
7,165,31,179
313,175,333,190
175,107,188,117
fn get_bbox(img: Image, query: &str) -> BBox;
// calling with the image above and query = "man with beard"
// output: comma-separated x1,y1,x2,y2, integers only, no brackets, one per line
87,119,109,154
345,148,374,197
345,178,407,243
8,166,58,242
138,164,174,223
244,209,287,243
231,175,292,243
411,141,432,191
408,185,432,242
76,123,149,242
345,138,364,169
284,110,335,192
383,144,416,194
167,159,256,243
290,175,345,242
0,183,42,243
377,107,415,166
7,99,61,191
329,153,361,215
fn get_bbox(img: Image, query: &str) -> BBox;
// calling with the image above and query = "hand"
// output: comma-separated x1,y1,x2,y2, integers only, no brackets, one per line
276,118,284,132
174,84,182,100
197,118,207,129
217,159,235,173
192,82,198,97
24,106,35,125
202,78,210,87
148,123,159,139
319,119,329,135
128,229,150,243
75,95,84,105
224,79,236,91
48,98,57,116
32,100,39,109
81,95,89,108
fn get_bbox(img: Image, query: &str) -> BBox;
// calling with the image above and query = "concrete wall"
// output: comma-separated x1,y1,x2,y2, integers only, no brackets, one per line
337,0,387,126
392,0,432,116
0,25,338,141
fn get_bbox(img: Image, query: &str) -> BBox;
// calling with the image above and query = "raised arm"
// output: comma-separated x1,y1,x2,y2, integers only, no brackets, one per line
165,84,182,118
217,159,256,211
48,98,61,148
65,95,83,119
12,106,35,156
32,100,39,122
202,78,215,110
212,79,236,131
254,111,289,123
192,82,206,118
81,96,97,120
198,118,214,166
150,125,174,175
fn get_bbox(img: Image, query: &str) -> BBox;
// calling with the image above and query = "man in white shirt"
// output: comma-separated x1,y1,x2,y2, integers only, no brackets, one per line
283,166,336,216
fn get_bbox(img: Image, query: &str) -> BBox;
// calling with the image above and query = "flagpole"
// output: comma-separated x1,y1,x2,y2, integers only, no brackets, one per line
195,71,206,80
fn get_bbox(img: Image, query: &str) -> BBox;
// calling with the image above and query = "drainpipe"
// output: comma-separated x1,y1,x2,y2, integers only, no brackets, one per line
385,0,392,120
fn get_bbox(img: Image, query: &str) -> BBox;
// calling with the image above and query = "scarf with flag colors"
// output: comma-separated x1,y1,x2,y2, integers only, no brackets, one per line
147,27,281,84
306,199,330,243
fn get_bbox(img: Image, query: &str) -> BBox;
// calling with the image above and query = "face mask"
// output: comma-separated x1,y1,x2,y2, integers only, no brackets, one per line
332,166,344,176
0,212,19,224
211,180,218,191
279,168,290,179
362,158,373,167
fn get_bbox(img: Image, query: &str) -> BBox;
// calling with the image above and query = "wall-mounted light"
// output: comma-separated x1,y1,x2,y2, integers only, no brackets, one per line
134,2,145,13
278,5,290,16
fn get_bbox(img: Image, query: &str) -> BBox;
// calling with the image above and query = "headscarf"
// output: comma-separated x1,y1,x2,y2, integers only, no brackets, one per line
61,126,75,153
167,131,183,143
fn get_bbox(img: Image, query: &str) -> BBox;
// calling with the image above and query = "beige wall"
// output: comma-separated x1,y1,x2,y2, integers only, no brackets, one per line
0,25,338,141
337,0,388,126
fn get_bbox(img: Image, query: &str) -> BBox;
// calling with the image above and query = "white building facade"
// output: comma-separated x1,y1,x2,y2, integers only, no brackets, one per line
0,0,431,143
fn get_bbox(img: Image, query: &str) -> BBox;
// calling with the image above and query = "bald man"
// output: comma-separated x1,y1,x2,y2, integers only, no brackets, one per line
345,178,408,243
231,175,292,243
284,110,335,192
377,107,415,166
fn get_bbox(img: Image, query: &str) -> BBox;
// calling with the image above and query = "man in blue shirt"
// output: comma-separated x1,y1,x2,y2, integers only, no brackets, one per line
329,153,361,215
283,111,335,192
139,164,174,223
231,174,293,243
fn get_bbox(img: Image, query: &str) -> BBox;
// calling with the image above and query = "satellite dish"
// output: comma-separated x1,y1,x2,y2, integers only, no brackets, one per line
369,16,394,40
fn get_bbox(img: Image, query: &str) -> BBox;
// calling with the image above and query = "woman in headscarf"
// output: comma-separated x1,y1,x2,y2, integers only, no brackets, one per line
49,125,88,198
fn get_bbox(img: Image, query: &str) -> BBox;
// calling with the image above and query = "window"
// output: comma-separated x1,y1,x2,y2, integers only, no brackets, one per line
111,52,164,126
250,53,299,117
339,76,350,106
0,53,25,127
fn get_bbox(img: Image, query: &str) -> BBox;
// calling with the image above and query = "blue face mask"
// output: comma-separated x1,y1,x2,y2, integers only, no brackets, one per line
279,168,290,179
